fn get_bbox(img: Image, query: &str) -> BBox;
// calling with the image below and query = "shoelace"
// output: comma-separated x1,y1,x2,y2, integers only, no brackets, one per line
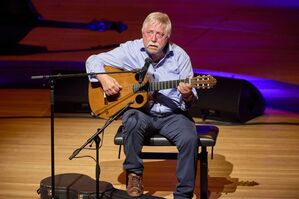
131,175,142,188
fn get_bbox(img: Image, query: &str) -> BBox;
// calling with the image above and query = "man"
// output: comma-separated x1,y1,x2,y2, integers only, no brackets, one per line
86,12,198,199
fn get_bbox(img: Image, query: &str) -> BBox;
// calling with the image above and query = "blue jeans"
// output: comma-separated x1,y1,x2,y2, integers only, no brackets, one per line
122,109,198,199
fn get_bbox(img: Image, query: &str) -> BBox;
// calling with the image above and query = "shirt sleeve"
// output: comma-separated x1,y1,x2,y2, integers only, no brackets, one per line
85,40,142,82
86,46,125,82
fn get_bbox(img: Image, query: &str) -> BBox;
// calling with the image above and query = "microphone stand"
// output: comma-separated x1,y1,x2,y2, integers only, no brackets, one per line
137,57,152,84
31,70,134,199
69,101,133,199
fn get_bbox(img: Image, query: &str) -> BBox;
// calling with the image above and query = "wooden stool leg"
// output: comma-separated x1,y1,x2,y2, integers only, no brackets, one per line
118,145,122,159
200,146,208,199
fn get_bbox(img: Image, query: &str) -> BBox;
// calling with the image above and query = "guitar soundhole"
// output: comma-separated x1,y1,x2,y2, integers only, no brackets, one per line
135,94,144,104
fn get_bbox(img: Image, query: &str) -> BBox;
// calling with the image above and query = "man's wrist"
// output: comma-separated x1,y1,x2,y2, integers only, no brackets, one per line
182,93,194,103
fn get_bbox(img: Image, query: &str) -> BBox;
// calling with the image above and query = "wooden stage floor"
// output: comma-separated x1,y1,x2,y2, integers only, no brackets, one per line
0,89,298,199
1,1,299,198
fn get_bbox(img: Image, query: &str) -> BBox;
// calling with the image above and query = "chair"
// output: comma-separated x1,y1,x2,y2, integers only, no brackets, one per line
114,124,219,199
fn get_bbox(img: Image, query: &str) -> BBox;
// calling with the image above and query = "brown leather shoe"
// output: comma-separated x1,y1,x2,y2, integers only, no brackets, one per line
126,172,144,197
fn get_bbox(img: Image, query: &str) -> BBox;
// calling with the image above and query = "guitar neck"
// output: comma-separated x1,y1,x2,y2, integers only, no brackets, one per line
133,75,216,93
148,79,189,91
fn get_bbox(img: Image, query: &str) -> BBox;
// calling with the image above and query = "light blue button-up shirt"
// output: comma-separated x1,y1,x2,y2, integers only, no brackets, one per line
86,38,197,115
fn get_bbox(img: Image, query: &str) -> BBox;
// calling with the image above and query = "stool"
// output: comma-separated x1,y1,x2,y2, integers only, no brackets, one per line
114,125,219,199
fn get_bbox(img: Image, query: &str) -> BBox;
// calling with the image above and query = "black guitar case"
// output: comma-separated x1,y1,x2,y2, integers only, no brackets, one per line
38,173,115,199
38,173,165,199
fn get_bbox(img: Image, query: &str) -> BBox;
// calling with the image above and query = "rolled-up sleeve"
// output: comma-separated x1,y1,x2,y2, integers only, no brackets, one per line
85,40,143,82
86,55,106,82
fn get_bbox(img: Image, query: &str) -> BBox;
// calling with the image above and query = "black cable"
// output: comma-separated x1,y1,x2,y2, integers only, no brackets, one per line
73,155,96,162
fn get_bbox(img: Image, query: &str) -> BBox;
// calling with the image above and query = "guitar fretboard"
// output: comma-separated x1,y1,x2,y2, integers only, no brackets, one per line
133,79,190,92
149,79,190,91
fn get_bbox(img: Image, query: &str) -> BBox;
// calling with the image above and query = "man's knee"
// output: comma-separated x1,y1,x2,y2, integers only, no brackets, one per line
122,109,148,135
123,109,138,128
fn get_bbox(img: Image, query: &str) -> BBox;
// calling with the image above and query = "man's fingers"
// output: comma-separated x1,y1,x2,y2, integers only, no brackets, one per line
104,80,122,96
178,82,192,93
112,79,122,89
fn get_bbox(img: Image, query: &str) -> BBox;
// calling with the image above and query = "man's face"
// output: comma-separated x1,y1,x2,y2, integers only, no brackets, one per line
142,21,169,56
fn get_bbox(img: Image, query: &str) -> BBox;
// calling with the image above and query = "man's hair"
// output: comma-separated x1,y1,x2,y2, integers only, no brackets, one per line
141,12,172,37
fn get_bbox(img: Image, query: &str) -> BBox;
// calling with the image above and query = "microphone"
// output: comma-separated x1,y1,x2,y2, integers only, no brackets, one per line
137,57,153,83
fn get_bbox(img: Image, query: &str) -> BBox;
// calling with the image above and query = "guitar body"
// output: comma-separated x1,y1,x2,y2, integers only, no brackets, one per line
89,66,149,119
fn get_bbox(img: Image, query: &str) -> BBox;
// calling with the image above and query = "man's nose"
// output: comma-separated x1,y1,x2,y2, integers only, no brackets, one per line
150,33,158,41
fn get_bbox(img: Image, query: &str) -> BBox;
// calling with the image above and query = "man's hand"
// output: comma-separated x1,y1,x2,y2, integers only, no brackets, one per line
96,74,122,96
177,82,194,102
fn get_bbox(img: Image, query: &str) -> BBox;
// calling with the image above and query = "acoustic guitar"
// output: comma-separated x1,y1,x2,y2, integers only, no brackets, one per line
88,66,217,119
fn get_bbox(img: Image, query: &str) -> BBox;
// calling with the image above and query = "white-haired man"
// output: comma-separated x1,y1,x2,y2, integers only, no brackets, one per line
86,12,198,199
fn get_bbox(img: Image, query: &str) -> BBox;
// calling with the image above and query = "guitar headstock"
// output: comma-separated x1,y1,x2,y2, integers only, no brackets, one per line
191,75,217,89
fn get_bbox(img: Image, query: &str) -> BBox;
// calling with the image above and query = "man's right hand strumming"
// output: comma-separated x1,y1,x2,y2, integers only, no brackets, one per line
96,74,122,96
